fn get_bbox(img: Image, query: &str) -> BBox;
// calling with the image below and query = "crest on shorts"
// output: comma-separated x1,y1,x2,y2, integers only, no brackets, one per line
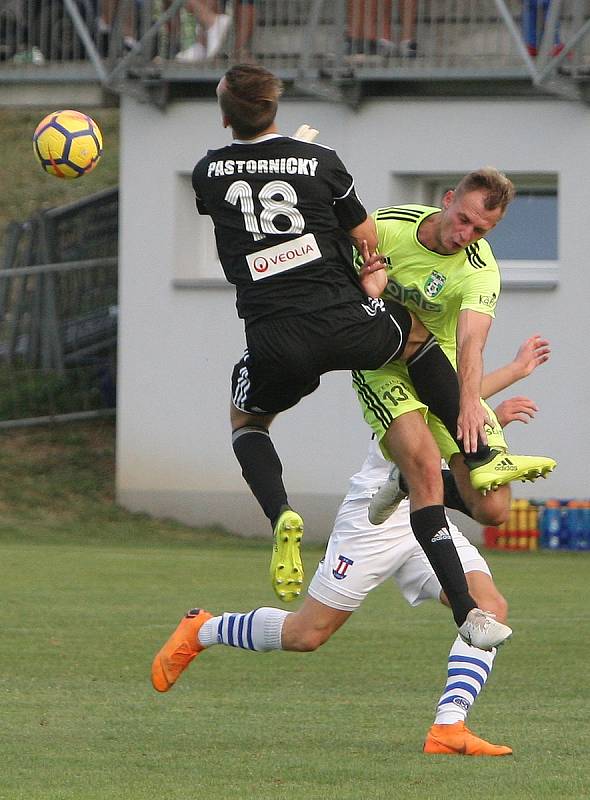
332,555,354,581
424,270,446,298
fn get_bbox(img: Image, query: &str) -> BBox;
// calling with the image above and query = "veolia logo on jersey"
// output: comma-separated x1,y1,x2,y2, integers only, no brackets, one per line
246,233,322,281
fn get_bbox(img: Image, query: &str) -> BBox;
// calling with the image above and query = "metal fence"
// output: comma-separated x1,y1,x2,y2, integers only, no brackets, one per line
1,0,590,94
0,188,118,426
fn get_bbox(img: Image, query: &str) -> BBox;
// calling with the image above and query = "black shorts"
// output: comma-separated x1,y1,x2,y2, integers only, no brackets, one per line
231,297,412,415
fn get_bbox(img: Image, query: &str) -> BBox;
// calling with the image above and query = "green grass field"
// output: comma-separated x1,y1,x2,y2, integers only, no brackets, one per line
1,421,589,800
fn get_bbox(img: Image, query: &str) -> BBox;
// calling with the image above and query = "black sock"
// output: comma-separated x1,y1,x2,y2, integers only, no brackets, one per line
232,426,288,527
441,469,473,518
406,336,491,463
409,505,476,626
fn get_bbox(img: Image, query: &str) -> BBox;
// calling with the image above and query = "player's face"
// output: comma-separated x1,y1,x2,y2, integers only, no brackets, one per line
438,189,503,254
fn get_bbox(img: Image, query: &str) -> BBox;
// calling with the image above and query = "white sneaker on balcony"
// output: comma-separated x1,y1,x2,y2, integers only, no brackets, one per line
175,43,206,62
206,13,231,58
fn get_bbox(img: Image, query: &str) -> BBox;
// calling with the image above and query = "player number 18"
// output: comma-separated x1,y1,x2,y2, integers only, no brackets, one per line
225,179,305,241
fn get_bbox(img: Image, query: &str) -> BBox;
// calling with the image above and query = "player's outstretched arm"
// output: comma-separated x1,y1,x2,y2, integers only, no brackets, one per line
481,334,551,399
493,395,539,427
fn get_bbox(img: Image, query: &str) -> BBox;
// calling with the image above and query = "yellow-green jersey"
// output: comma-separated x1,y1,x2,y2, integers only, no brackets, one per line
373,204,500,366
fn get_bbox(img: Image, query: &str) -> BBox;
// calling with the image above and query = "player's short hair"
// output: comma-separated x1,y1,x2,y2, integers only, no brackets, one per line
455,167,516,214
218,64,283,139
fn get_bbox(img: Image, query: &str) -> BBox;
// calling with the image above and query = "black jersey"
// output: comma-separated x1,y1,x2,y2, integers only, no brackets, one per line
192,134,368,325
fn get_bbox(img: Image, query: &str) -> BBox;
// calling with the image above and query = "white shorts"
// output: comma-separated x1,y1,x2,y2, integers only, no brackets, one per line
307,498,491,612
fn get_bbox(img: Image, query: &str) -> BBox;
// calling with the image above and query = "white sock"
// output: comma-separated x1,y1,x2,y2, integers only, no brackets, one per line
433,635,496,725
198,608,289,652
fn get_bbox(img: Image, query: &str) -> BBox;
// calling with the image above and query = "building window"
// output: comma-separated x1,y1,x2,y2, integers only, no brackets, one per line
398,172,559,288
485,189,557,261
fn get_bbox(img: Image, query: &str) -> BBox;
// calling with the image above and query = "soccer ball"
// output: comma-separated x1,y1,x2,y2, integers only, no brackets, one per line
32,109,103,179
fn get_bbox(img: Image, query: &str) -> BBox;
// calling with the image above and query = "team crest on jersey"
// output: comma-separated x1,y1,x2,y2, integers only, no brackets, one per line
424,270,446,298
332,555,354,581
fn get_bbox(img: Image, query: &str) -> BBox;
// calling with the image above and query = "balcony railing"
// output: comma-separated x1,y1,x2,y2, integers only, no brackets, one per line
1,0,590,102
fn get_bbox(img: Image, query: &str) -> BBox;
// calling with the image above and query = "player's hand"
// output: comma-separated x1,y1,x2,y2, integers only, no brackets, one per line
358,239,387,298
494,395,539,427
293,124,319,142
512,334,550,379
457,399,492,454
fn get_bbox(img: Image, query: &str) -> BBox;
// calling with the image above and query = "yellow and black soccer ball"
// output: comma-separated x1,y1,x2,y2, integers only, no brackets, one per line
32,109,103,179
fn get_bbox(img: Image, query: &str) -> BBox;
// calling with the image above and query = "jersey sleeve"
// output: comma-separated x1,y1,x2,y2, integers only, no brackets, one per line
191,161,209,216
373,212,400,276
326,150,368,231
459,241,501,318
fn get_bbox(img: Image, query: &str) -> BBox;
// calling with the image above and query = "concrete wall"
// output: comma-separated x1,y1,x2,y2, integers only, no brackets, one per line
117,94,589,541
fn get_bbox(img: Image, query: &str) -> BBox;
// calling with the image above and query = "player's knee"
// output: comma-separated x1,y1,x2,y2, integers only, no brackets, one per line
405,457,441,497
471,495,510,527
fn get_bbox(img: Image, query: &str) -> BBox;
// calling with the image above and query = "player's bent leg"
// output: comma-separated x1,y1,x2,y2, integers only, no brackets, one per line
281,597,352,652
431,536,511,650
231,403,305,602
152,605,297,692
425,622,512,756
448,453,511,527
382,413,479,629
443,572,511,649
150,600,350,693
419,544,512,755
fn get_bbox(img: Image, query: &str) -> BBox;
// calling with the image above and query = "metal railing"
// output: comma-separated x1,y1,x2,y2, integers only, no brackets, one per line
0,188,118,424
1,1,590,100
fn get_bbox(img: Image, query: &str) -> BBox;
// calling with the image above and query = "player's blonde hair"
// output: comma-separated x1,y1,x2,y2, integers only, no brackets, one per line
455,167,516,214
218,64,283,139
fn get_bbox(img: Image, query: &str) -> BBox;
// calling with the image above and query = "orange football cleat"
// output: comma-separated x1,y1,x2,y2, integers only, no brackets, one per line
151,608,213,692
423,721,513,756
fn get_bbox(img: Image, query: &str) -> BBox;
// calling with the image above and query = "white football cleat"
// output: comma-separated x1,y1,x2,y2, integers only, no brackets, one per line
368,464,408,525
458,609,512,651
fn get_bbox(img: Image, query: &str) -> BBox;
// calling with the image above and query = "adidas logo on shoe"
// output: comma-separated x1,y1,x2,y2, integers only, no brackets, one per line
431,527,452,543
494,458,518,472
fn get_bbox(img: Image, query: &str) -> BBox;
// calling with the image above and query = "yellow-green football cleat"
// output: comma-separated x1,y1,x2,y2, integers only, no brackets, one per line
469,451,557,494
270,510,304,603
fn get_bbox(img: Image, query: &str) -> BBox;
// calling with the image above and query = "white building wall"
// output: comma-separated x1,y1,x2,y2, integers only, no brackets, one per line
117,94,589,540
